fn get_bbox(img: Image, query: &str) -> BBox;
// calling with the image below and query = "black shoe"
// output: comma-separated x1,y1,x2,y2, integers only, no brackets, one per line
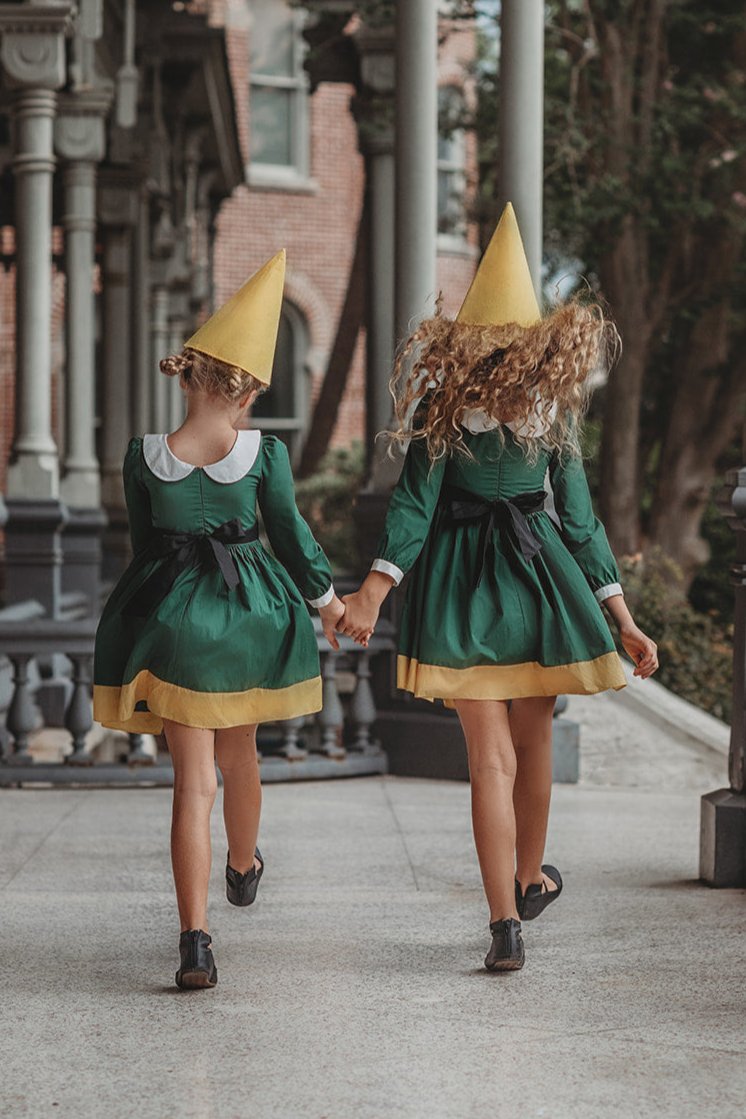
175,929,218,989
485,918,525,972
226,847,264,907
515,864,563,921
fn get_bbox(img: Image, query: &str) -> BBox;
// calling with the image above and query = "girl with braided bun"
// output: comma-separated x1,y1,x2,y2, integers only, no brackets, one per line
339,206,658,972
94,251,347,989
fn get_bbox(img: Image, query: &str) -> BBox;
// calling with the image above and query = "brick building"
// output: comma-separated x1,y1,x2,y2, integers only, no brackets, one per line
0,0,478,776
0,2,477,492
213,0,478,463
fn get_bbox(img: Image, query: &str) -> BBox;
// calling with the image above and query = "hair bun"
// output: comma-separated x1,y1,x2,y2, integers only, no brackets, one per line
160,352,192,378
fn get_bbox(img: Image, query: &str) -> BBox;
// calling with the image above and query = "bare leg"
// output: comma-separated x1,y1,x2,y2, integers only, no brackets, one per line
510,696,559,896
163,719,217,933
215,724,262,875
455,699,519,923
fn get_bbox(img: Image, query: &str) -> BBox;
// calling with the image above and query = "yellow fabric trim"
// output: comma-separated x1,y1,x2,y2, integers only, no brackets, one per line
397,651,626,703
93,670,322,734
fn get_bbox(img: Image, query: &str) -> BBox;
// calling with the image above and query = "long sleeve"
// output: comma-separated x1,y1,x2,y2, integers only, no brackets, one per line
371,438,447,585
258,435,334,607
123,437,155,558
548,447,623,602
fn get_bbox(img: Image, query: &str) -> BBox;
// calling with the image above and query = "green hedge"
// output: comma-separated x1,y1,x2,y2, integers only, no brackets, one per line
617,549,733,723
294,443,366,576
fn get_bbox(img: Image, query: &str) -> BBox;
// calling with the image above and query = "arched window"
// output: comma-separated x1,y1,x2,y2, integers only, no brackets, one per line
248,0,310,187
252,301,311,462
437,85,467,243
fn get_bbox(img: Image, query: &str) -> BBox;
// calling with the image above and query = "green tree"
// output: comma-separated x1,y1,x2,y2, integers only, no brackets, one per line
303,1,745,589
543,1,746,579
475,2,746,582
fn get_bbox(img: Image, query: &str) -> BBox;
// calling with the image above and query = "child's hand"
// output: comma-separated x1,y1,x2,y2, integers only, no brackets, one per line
602,594,658,679
318,595,345,650
339,590,380,647
619,623,659,679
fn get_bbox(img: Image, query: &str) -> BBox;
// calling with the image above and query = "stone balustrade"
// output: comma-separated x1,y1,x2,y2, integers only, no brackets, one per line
0,617,394,786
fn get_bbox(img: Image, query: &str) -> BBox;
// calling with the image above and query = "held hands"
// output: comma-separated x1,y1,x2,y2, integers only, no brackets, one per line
336,571,396,648
317,587,379,650
337,591,380,647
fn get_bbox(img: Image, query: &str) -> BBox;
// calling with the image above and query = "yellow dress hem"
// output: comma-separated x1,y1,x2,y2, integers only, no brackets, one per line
397,651,626,704
93,671,322,734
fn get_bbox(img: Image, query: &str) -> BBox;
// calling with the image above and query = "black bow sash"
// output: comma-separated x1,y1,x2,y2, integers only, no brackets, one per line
123,517,259,619
442,484,546,588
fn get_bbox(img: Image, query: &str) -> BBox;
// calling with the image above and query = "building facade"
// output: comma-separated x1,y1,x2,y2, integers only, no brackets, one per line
0,0,477,769
0,2,477,591
213,0,478,464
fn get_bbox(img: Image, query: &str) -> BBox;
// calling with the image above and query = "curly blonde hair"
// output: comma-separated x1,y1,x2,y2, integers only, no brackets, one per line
390,297,620,463
160,347,266,401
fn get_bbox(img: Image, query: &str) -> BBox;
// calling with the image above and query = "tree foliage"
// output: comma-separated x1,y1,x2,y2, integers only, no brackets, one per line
474,1,746,583
302,1,745,592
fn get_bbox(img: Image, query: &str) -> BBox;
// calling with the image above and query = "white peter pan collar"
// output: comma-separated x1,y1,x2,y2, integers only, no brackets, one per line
142,429,262,483
462,408,500,434
462,399,558,438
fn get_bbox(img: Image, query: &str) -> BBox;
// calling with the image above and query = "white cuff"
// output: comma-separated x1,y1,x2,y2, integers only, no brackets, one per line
595,582,623,603
307,584,335,609
371,559,404,587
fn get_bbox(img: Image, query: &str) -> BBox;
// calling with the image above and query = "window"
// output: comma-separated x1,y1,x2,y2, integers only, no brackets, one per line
437,85,467,242
252,301,310,462
249,0,310,186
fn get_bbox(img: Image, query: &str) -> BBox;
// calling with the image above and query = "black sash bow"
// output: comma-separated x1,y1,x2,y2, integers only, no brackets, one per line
123,517,259,618
442,484,546,588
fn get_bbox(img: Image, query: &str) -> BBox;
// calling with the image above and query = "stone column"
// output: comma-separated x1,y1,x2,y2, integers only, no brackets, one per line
354,25,396,462
192,173,219,312
501,3,572,757
167,288,190,430
98,175,138,579
394,0,438,340
700,454,746,887
161,204,195,432
55,90,111,612
0,10,72,615
351,24,398,555
150,283,171,432
131,189,153,437
499,0,545,292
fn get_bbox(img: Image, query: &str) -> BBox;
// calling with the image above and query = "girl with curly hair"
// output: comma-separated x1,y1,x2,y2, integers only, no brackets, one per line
339,206,658,972
93,252,345,988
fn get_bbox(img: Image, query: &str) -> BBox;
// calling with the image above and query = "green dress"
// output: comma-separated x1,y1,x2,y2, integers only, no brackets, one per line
372,419,626,703
93,430,334,734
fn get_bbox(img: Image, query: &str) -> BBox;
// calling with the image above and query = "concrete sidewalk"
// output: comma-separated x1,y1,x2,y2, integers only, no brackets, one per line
1,757,744,1119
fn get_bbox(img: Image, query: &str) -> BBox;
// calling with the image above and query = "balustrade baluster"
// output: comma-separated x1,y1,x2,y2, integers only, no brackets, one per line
282,715,308,761
350,652,378,754
66,653,94,765
5,653,37,763
128,733,153,764
319,650,345,759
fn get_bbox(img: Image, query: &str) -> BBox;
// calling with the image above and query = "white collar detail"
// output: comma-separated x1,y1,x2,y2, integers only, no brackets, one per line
462,399,558,438
142,429,262,483
462,408,499,434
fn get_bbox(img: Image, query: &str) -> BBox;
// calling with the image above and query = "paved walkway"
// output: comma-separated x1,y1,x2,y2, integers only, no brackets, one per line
1,690,744,1119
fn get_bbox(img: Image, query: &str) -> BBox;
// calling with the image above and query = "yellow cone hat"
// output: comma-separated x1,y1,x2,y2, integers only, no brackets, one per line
184,249,286,385
456,203,541,327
